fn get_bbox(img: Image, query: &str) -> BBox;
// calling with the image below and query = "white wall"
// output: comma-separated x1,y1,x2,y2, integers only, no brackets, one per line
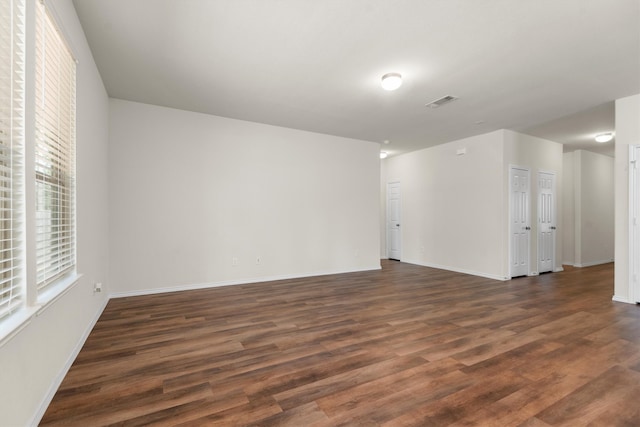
108,99,380,295
503,130,564,275
381,129,563,280
614,93,640,303
0,0,110,425
382,130,506,280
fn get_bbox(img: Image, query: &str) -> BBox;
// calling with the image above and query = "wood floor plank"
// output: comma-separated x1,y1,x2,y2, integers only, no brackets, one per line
381,369,531,426
450,330,547,366
245,401,329,426
314,356,463,416
535,365,640,426
451,371,593,426
40,261,640,426
272,354,426,411
315,368,474,427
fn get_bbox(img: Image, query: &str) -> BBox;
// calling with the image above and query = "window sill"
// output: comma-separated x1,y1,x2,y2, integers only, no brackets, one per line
0,272,83,348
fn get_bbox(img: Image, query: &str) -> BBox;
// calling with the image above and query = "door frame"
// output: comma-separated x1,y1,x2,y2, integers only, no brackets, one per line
386,181,401,261
537,170,557,274
630,145,639,303
509,165,531,278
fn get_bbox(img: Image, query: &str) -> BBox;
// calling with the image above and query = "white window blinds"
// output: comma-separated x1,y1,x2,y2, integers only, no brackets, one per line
34,0,76,293
0,0,25,322
0,0,25,321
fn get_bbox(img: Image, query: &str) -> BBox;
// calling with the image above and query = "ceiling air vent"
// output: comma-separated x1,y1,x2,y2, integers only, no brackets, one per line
425,95,459,109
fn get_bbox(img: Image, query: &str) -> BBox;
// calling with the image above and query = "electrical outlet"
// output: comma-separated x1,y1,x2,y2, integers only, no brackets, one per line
232,257,239,266
256,256,262,265
94,282,102,293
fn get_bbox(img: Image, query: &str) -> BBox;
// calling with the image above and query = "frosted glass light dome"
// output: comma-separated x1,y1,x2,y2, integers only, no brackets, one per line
595,133,613,143
381,73,402,91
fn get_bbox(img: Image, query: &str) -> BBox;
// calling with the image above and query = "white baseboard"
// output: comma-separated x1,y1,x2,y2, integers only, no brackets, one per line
574,259,614,268
612,295,633,304
110,265,382,298
401,258,508,281
30,296,110,427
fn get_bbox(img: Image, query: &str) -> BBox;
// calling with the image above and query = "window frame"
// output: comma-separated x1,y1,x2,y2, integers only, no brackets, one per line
0,0,81,346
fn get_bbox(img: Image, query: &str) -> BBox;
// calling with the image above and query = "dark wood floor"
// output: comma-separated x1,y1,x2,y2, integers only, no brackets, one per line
41,261,640,426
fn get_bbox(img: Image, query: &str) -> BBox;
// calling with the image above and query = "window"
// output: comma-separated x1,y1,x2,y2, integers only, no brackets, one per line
34,0,76,294
0,0,77,335
0,0,25,322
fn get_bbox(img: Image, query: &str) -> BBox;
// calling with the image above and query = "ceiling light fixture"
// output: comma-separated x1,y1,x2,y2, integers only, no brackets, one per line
381,73,402,91
380,151,388,159
595,133,614,143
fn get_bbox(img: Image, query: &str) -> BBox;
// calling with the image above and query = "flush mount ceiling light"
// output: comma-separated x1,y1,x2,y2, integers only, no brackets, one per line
595,133,614,143
380,151,388,159
381,73,402,91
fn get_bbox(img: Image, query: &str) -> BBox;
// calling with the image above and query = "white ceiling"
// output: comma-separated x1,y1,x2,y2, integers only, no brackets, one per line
71,0,640,157
520,101,616,157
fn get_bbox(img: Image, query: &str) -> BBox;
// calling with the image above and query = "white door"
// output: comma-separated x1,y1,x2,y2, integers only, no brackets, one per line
510,167,530,278
387,182,401,260
538,172,556,274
